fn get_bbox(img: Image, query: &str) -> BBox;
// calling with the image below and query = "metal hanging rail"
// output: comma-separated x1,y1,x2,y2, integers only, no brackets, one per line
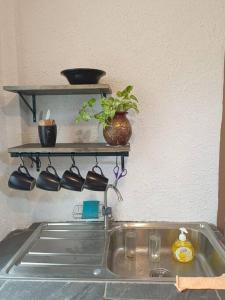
9,152,128,172
8,143,129,171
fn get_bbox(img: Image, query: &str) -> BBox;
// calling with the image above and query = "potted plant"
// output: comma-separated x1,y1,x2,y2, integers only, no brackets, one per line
76,85,139,145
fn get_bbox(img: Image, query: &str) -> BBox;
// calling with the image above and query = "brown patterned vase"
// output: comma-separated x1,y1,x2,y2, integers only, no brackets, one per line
103,112,132,146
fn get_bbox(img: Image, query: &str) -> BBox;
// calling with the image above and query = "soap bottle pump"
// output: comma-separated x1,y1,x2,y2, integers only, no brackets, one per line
172,227,194,263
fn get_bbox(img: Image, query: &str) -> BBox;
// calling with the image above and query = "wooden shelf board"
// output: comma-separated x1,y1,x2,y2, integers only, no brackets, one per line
3,84,111,96
8,143,130,155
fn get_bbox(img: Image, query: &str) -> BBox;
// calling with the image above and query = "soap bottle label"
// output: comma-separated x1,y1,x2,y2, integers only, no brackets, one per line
175,247,193,262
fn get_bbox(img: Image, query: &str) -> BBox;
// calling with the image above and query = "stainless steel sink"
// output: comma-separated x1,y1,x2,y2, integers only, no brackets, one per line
0,221,224,281
107,222,225,279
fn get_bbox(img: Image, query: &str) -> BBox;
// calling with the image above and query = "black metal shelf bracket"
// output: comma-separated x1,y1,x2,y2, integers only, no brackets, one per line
10,152,128,172
18,90,108,123
18,93,37,122
100,90,107,98
32,95,36,122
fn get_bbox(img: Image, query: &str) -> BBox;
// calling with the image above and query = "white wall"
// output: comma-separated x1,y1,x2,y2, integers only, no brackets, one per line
0,0,28,238
0,0,225,240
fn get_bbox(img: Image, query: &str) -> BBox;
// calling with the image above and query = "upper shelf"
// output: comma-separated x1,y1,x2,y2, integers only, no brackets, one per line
3,84,111,96
3,84,112,122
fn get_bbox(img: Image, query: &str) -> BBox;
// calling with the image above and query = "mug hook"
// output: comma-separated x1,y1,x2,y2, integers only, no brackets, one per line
19,154,25,167
95,155,99,167
71,154,76,167
115,155,118,167
30,156,34,168
48,155,52,166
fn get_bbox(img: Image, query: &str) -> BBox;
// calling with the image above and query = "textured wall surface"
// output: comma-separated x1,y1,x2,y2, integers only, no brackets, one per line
0,0,225,240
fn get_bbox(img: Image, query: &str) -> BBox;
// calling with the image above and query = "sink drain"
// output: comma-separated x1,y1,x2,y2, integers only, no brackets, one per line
93,268,102,276
150,268,171,277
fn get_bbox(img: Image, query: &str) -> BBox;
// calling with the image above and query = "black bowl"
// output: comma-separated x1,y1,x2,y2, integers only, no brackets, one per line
61,68,106,84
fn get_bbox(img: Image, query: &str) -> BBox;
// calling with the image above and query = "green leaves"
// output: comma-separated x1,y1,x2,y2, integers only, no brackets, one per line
130,94,138,101
75,98,96,123
75,85,139,127
88,98,96,107
75,110,91,123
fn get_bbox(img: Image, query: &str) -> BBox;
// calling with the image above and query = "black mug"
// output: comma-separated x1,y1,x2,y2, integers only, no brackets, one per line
61,166,85,191
36,165,61,191
38,125,57,147
8,165,36,191
84,166,108,191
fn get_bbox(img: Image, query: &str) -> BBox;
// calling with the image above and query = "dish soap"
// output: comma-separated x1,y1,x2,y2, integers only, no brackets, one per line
172,227,194,263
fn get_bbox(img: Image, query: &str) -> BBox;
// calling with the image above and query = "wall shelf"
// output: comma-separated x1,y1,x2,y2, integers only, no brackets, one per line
5,85,130,173
8,143,130,171
3,84,111,95
3,84,111,122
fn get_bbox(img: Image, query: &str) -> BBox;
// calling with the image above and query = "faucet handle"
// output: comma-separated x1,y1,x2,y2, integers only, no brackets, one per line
105,207,112,217
102,206,112,217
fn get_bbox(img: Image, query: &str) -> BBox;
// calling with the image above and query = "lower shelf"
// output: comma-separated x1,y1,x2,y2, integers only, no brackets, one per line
8,143,130,155
8,142,130,171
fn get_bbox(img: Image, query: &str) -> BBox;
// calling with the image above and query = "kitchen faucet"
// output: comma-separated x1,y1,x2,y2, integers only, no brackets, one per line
103,184,123,229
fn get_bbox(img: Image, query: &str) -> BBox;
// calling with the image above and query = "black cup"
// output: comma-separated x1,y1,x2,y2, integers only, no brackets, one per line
38,125,57,147
36,166,61,191
61,166,85,191
8,165,36,191
84,166,109,191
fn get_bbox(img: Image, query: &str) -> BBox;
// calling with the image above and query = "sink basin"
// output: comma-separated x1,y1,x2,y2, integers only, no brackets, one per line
107,223,225,279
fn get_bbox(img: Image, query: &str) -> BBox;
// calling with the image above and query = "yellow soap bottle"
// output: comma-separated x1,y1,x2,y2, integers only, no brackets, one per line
172,227,194,263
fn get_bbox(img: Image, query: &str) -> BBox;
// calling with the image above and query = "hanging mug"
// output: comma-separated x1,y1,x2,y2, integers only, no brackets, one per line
8,165,36,191
36,165,61,191
84,165,108,191
61,165,85,191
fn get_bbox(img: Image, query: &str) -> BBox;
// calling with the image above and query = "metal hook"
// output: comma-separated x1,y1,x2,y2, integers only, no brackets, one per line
30,154,41,172
36,153,41,171
115,155,118,167
19,154,25,167
95,155,99,166
29,154,34,168
71,154,76,166
48,155,52,166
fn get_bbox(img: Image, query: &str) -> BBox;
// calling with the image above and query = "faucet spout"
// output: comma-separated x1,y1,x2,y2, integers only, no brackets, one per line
103,184,123,230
